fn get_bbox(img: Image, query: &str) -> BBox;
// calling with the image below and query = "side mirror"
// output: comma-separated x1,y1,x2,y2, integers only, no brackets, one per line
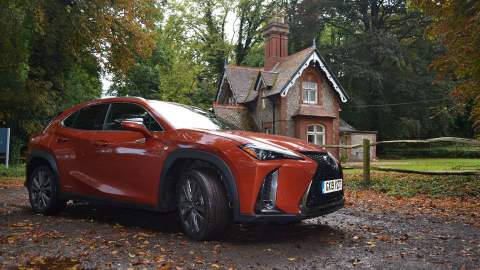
121,121,152,138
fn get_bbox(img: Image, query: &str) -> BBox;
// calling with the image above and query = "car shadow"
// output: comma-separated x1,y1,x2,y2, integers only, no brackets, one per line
223,221,345,245
56,202,345,244
59,202,182,233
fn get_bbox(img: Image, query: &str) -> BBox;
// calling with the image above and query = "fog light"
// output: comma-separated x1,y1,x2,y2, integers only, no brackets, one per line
256,170,280,213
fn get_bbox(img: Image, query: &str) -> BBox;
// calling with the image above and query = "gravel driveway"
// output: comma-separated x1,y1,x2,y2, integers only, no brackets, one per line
0,183,479,269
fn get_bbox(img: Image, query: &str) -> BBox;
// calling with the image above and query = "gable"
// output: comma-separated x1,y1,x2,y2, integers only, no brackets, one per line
216,78,236,104
215,47,349,105
264,47,349,103
216,65,259,104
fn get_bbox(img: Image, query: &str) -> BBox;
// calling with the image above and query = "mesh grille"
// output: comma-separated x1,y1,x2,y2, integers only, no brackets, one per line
301,152,343,209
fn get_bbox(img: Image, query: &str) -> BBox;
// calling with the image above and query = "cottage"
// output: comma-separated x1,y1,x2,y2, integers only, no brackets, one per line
214,17,374,159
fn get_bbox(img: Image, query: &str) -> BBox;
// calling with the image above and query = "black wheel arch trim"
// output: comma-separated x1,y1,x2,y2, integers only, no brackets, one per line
158,148,240,220
26,149,60,188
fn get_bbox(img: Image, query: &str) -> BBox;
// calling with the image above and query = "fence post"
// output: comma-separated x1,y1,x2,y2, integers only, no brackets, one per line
363,139,371,185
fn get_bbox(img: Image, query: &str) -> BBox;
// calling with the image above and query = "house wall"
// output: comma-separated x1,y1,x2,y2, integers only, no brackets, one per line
281,65,342,157
251,89,280,133
345,132,377,161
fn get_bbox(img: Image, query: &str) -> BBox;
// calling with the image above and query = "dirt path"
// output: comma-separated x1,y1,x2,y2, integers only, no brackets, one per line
0,184,479,269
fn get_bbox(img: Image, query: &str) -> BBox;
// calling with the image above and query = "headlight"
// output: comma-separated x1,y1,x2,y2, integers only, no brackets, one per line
240,142,303,160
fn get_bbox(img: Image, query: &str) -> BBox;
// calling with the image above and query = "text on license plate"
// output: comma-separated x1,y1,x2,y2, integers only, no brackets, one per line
322,179,343,193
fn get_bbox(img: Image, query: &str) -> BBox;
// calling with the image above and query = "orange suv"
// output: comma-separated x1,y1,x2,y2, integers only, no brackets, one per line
26,97,344,240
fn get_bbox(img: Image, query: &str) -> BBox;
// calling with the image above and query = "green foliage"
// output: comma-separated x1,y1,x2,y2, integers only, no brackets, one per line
110,0,273,109
414,0,480,134
285,0,472,140
0,164,25,178
241,43,265,67
381,145,480,159
235,0,276,65
346,172,480,197
0,0,161,162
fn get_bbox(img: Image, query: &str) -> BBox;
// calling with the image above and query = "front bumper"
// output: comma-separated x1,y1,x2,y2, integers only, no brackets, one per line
236,196,344,223
234,151,344,223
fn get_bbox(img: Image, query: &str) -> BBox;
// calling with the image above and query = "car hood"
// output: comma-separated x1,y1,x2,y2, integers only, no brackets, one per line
193,129,327,153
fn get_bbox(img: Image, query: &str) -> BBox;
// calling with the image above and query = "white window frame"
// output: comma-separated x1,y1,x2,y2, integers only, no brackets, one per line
302,81,318,104
306,124,325,145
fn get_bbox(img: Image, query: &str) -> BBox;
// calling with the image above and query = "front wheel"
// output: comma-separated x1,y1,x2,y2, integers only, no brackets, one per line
177,169,229,240
28,165,65,215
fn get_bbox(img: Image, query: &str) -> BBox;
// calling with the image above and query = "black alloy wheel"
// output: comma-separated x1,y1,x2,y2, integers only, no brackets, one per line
28,165,65,214
177,169,229,240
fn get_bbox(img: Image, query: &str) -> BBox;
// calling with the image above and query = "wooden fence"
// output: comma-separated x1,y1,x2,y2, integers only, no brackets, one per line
322,137,480,185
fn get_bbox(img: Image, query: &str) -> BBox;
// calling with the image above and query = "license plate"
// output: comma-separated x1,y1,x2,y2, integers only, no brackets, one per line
322,179,342,193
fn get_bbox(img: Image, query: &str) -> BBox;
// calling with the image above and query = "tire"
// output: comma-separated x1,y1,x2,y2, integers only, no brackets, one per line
176,169,229,240
27,165,66,215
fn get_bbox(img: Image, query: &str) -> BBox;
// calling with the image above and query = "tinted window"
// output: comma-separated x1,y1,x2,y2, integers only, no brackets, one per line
63,111,79,128
74,104,109,130
105,103,162,131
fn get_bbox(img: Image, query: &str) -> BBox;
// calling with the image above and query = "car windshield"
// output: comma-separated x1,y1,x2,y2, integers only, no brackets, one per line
148,101,237,130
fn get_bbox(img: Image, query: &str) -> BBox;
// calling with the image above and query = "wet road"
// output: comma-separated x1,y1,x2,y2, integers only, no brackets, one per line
0,185,479,269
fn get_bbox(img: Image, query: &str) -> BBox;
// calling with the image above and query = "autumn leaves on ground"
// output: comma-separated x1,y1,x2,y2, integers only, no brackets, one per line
1,173,479,270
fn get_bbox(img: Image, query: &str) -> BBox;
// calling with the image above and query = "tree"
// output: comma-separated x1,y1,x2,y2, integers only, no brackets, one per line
235,0,276,65
284,0,465,139
413,0,480,135
0,0,161,161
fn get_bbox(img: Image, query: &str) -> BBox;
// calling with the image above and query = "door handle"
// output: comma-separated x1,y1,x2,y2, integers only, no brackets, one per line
93,140,110,147
57,136,69,143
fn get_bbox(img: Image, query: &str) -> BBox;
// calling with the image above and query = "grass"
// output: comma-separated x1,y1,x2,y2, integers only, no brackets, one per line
0,164,25,178
344,158,480,173
343,158,480,197
345,172,480,197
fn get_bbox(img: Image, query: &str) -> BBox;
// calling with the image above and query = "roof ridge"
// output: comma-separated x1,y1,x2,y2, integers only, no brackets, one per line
283,46,315,61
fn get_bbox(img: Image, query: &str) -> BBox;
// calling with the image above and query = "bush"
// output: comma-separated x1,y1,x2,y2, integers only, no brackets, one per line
379,144,480,159
0,164,25,178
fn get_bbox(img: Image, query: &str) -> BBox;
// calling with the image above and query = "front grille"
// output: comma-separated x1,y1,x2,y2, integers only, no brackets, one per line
301,152,343,210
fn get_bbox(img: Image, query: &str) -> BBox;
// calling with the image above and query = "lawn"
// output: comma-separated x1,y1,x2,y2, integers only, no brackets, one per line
342,159,480,197
344,158,480,174
344,172,480,197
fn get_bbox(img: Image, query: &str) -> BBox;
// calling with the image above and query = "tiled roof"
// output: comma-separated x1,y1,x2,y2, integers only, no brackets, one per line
266,47,316,96
260,71,278,87
339,119,357,132
224,65,260,103
219,46,349,103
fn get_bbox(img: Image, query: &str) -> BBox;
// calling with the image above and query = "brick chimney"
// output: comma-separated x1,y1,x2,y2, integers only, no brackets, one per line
263,17,289,71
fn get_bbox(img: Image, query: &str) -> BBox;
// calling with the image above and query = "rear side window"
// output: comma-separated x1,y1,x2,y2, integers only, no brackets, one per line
72,104,109,130
105,103,163,131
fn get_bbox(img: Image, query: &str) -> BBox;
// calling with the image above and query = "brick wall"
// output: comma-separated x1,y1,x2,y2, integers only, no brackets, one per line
283,65,341,155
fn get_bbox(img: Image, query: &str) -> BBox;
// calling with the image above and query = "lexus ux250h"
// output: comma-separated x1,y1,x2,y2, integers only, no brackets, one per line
26,97,344,240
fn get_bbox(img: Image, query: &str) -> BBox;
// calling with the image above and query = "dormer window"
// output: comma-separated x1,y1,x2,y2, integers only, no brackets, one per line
302,81,317,104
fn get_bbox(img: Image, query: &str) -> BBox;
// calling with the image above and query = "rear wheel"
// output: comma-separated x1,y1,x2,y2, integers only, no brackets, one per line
177,169,229,240
28,165,65,215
